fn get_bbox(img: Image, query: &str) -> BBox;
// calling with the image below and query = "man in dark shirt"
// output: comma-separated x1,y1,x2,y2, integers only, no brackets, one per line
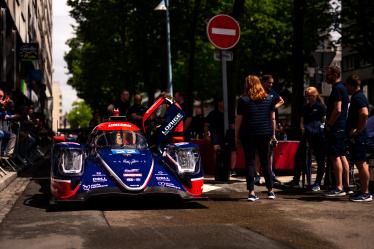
260,75,284,184
206,99,225,150
262,75,285,109
128,94,147,129
324,66,350,197
110,89,130,117
345,74,372,202
205,99,236,176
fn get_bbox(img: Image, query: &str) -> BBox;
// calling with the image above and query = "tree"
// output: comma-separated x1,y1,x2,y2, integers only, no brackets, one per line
65,0,337,125
341,0,374,64
66,101,93,129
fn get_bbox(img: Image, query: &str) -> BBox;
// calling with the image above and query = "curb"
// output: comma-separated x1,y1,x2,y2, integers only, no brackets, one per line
0,172,18,192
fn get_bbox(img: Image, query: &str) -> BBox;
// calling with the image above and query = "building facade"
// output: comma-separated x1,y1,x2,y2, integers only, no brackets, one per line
0,0,52,122
52,82,62,132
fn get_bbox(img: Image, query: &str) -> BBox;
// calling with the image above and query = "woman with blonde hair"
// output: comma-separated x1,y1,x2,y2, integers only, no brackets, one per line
235,75,277,201
286,86,327,190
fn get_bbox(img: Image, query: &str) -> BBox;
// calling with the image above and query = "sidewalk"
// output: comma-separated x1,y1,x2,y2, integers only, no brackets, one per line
0,170,17,192
203,175,295,194
0,158,29,193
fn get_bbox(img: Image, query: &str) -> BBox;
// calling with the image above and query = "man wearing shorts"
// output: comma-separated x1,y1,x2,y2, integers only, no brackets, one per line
345,74,372,202
324,66,350,197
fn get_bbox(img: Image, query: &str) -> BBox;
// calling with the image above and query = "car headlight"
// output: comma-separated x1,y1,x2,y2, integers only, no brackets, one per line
165,146,200,174
58,149,83,175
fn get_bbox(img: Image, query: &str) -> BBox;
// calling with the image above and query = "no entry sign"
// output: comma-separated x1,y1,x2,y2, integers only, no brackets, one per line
207,15,240,50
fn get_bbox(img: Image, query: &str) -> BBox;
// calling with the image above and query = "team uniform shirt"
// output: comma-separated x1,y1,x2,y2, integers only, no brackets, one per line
237,95,275,137
326,82,349,132
347,89,369,136
206,110,234,145
128,104,147,128
113,99,130,117
302,102,326,134
268,89,281,106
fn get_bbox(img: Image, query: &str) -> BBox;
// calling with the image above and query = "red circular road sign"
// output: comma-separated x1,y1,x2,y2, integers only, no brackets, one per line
207,14,240,50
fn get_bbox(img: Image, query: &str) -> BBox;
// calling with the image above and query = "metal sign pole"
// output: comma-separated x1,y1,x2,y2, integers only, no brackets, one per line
220,50,229,138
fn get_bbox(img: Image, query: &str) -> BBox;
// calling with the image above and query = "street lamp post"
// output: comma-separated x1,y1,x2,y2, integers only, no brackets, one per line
155,0,173,97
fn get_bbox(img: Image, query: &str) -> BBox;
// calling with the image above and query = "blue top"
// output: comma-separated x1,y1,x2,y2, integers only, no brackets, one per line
302,102,326,124
237,95,275,137
268,89,281,106
326,82,349,132
302,102,326,135
347,89,368,135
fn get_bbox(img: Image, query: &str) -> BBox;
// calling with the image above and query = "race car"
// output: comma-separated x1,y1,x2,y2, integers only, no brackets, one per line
50,97,204,204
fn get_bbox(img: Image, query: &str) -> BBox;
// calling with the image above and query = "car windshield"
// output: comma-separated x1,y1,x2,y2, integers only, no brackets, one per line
95,130,148,149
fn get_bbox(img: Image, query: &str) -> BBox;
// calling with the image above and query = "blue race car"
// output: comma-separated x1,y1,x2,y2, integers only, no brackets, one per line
50,97,204,204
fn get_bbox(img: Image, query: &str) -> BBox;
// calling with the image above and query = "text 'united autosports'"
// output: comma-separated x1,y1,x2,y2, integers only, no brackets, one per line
50,97,204,204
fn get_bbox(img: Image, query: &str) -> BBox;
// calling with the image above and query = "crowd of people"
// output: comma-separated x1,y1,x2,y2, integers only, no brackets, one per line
1,63,371,205
96,65,372,203
0,88,52,168
250,66,372,202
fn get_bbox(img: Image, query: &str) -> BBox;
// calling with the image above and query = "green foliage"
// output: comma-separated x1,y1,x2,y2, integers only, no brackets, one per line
341,0,374,63
66,101,93,129
65,0,337,112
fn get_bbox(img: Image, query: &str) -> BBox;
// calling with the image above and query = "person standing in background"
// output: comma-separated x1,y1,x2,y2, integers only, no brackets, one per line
128,94,147,129
285,87,326,190
255,75,284,184
236,75,277,201
324,66,351,197
205,98,237,176
109,89,131,117
175,91,193,141
345,74,372,202
0,89,18,158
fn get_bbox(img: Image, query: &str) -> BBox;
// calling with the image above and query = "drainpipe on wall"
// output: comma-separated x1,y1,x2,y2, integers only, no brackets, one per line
12,29,17,90
1,8,6,83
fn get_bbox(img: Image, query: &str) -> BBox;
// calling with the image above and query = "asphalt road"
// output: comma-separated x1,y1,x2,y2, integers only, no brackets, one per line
0,162,373,249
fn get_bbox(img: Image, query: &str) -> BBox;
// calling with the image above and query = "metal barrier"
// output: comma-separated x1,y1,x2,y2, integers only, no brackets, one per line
0,117,53,173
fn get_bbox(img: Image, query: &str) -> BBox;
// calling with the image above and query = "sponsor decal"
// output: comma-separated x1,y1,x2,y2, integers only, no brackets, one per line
123,173,143,177
124,169,140,172
157,182,181,190
175,142,189,146
123,169,142,178
155,171,167,176
108,123,132,128
161,113,183,135
92,172,105,177
82,184,109,191
123,159,140,165
156,176,170,181
90,184,108,189
82,185,90,191
111,149,139,154
126,178,142,182
93,177,108,183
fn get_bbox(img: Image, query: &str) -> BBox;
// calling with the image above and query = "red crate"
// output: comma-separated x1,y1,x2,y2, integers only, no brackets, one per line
273,141,300,171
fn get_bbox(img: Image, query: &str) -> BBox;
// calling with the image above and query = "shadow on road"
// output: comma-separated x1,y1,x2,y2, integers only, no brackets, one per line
23,165,208,212
274,187,350,202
